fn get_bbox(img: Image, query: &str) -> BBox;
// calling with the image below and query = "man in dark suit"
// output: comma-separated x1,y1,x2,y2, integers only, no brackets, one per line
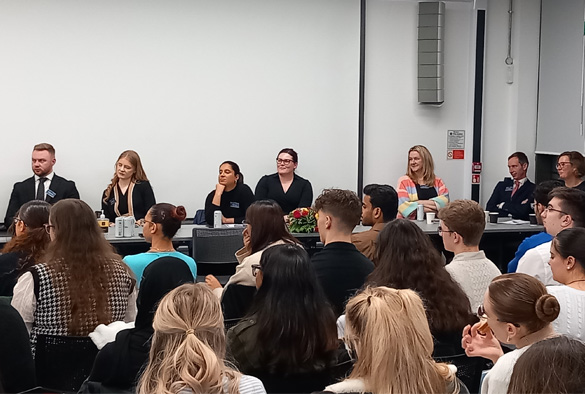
4,143,80,226
486,151,535,220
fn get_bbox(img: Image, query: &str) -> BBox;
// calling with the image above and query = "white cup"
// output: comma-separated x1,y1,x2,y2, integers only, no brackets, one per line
484,210,490,225
426,212,436,224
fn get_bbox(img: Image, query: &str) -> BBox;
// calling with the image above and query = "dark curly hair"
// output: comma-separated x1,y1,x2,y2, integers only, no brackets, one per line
368,219,475,334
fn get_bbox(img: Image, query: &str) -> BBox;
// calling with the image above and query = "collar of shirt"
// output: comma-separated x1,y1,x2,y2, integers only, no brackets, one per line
514,177,528,187
35,172,55,183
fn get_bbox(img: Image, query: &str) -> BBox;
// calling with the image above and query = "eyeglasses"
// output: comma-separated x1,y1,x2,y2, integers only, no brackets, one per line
251,264,262,277
556,161,572,169
545,205,569,216
43,224,55,234
276,159,294,165
437,226,455,236
477,304,520,327
13,217,25,226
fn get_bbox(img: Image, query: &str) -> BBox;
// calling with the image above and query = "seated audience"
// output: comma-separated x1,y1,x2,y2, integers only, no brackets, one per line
546,227,585,340
205,200,299,317
0,200,51,296
438,200,501,311
486,152,535,220
137,283,266,394
321,287,463,394
397,145,449,219
124,203,196,287
83,256,194,392
507,335,585,394
351,184,398,263
556,150,585,191
101,150,156,222
508,180,563,272
311,189,374,316
517,187,585,285
11,199,136,355
368,219,475,356
462,273,560,394
255,148,313,214
228,244,348,393
204,161,255,225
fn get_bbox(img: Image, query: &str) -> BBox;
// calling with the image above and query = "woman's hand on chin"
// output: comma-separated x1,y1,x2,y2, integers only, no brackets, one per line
462,323,504,363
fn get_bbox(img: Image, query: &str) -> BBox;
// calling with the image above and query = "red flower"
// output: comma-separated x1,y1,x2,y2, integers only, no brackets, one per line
293,210,301,219
301,209,309,217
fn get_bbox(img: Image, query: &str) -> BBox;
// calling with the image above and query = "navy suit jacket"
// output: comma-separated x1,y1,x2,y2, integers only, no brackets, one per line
486,178,535,220
4,174,80,225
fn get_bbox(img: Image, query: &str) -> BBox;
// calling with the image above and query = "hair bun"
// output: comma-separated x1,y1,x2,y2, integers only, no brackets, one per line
173,206,187,221
535,294,560,323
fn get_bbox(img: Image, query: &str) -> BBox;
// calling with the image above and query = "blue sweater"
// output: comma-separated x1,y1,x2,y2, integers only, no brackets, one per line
507,232,552,273
123,251,197,287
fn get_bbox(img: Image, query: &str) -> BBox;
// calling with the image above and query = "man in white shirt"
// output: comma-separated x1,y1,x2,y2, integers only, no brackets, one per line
517,187,585,285
4,143,79,227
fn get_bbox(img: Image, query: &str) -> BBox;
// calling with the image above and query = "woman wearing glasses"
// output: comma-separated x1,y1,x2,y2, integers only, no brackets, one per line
255,148,313,215
462,273,559,394
556,151,585,191
0,200,51,296
11,199,136,354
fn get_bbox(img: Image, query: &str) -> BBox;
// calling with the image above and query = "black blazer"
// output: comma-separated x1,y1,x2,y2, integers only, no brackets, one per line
4,174,80,225
101,181,156,222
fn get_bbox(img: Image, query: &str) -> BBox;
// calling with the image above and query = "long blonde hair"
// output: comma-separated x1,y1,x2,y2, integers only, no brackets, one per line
137,283,241,394
345,286,457,394
406,145,436,186
103,150,149,203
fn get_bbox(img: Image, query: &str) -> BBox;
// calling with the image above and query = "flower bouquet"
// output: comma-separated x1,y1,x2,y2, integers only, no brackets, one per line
288,207,318,233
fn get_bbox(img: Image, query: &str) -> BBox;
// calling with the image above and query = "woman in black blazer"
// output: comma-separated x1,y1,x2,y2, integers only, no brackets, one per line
102,150,156,222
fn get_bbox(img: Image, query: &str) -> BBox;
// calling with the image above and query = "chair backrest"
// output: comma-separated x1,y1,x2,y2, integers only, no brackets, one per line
433,353,486,394
35,334,99,392
192,209,206,225
192,228,244,264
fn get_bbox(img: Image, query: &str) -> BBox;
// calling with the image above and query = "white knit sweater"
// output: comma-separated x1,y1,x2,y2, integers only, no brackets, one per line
547,285,585,340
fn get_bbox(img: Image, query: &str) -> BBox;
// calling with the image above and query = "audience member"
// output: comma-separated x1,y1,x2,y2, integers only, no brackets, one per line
321,287,463,394
517,187,585,285
462,273,559,394
228,244,348,393
84,256,194,392
124,203,196,287
204,161,255,225
205,200,299,318
546,227,585,340
486,152,535,220
508,180,563,272
556,150,585,191
255,148,313,215
4,143,79,227
507,335,585,394
368,219,475,356
311,189,374,316
438,200,501,311
137,283,266,394
397,145,449,219
350,184,397,263
11,199,136,355
101,150,156,222
0,200,51,296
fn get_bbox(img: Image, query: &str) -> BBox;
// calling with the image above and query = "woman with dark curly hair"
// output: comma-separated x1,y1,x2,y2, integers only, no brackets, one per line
0,200,51,296
367,219,476,356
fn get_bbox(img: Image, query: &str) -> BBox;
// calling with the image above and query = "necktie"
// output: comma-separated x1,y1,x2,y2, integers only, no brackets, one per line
511,180,520,196
36,177,47,201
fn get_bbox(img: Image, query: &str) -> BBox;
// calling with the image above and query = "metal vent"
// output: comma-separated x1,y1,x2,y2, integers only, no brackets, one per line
418,2,445,104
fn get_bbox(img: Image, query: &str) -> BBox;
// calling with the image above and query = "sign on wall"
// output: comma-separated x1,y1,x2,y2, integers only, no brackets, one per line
447,130,465,160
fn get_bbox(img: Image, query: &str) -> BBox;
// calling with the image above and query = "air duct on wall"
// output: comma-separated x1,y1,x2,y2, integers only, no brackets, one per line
418,1,445,104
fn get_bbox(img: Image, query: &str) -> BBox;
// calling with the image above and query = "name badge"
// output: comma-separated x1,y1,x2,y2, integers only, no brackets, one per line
109,198,116,206
230,202,240,209
46,189,56,198
505,186,513,192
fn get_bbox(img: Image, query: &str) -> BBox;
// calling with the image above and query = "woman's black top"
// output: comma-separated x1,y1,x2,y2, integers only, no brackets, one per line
101,181,156,222
254,173,313,214
204,183,255,225
415,183,438,201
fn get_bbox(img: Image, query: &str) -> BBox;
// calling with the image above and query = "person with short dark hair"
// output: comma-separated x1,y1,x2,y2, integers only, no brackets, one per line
486,152,535,220
4,143,79,227
311,189,374,316
556,150,585,191
507,180,563,272
517,187,585,285
351,184,397,263
507,335,585,394
123,203,197,287
438,200,501,312
255,148,313,214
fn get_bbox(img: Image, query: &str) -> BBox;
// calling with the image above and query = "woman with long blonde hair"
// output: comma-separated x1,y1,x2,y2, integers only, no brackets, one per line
137,283,266,394
324,286,461,394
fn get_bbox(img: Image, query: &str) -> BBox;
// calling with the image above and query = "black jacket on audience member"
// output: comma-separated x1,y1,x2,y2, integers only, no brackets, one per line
0,251,25,296
311,242,374,316
204,182,255,225
486,178,535,220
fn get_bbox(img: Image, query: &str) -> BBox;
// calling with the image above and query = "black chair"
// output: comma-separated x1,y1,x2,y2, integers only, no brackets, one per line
221,284,256,321
192,227,244,282
35,334,99,392
434,353,487,394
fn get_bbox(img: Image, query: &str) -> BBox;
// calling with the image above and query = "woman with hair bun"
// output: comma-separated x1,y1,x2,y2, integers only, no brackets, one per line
0,200,51,296
462,273,560,394
137,283,266,394
124,203,197,287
